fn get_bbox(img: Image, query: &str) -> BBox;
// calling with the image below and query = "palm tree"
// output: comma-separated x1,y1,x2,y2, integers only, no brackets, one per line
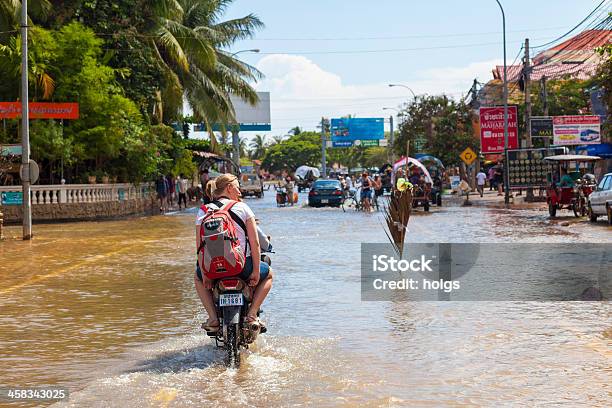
249,134,267,159
290,126,301,135
144,0,263,150
270,135,286,146
238,136,248,158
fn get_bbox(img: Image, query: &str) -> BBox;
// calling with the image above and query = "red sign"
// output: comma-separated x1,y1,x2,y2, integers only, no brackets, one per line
479,106,519,154
0,102,79,119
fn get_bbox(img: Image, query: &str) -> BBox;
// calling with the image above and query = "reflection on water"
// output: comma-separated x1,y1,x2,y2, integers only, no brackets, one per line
0,194,610,406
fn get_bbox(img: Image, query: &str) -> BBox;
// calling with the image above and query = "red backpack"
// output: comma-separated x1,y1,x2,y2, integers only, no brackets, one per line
197,200,247,279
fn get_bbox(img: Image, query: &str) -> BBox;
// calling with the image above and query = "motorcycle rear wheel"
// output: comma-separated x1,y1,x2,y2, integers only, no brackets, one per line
225,324,241,368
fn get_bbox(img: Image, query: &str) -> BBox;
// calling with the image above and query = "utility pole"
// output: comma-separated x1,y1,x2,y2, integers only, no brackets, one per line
320,117,327,178
524,38,532,148
541,75,550,148
389,115,394,162
495,0,510,205
524,38,534,201
21,1,32,240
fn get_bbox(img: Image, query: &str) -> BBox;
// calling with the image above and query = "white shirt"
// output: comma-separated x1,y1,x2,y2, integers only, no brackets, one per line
176,178,188,194
476,172,487,186
196,198,255,255
345,177,353,189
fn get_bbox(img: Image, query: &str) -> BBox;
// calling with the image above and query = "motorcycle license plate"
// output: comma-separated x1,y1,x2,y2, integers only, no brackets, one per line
321,199,329,203
219,293,243,307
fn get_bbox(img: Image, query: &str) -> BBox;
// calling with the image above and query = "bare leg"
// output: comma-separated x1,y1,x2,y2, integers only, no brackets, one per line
194,275,217,323
248,269,273,318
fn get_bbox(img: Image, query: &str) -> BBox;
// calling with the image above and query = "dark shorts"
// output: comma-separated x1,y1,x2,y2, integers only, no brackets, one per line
196,256,270,282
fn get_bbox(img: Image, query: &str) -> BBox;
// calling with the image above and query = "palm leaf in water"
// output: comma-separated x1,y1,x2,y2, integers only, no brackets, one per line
383,189,413,257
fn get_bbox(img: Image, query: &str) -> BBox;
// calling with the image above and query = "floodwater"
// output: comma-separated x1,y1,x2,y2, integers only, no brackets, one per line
0,193,610,407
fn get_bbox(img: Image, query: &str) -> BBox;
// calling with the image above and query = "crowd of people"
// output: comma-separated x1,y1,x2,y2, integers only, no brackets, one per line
155,173,190,213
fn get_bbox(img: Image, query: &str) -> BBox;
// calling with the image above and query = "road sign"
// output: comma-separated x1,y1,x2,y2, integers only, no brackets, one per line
20,160,39,184
1,191,23,205
330,118,384,144
460,147,477,166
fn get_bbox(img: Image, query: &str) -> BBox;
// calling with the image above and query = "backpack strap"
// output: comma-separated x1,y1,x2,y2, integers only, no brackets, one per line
212,200,247,234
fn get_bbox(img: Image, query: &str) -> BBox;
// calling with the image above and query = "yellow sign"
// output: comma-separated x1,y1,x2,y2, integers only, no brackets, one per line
460,147,477,166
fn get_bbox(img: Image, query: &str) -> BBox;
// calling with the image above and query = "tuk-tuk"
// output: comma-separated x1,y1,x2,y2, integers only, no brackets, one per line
393,157,433,212
542,154,601,217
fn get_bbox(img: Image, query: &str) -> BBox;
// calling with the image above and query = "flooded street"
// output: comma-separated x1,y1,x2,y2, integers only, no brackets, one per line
1,193,610,407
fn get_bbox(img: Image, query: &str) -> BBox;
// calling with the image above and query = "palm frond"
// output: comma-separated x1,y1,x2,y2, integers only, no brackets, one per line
383,189,413,257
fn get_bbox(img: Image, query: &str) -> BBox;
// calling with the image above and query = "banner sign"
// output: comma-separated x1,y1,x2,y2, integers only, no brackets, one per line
553,115,601,145
1,191,23,206
331,117,384,145
0,102,79,119
479,106,519,153
0,144,22,156
506,147,566,189
530,117,553,138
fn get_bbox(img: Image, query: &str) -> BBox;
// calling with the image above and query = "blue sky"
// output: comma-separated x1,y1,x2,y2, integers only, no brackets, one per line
201,0,606,136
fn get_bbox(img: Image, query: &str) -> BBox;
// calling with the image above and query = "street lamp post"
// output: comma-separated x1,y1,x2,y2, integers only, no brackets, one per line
229,49,260,168
383,107,400,162
388,84,417,99
495,0,510,205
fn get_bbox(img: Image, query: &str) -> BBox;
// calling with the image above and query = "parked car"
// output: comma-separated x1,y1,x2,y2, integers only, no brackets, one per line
588,172,612,224
308,179,343,207
239,173,263,198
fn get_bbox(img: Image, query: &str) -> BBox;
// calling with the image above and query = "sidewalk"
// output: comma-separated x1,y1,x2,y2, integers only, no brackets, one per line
443,188,548,210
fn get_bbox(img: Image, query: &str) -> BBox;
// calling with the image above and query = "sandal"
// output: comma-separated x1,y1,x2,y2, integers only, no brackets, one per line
245,315,266,332
201,318,220,332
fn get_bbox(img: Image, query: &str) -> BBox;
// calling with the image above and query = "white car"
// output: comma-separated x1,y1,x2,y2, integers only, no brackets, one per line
588,172,612,224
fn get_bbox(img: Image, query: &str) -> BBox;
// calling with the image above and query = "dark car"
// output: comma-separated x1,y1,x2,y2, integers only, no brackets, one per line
308,179,344,207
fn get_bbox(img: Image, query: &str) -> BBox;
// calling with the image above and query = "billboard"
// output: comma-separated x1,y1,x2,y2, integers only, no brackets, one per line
506,147,566,189
330,117,384,146
0,102,79,119
553,115,600,145
530,117,553,138
479,106,519,154
230,91,271,131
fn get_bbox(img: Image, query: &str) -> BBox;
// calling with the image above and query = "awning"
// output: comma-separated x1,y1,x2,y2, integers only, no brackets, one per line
393,157,433,184
576,143,612,158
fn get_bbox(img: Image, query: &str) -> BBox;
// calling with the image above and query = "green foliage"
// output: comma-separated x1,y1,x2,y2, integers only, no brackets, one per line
262,131,321,172
397,95,476,167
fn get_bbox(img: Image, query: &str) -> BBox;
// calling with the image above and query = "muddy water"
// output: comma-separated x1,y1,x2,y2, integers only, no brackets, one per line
0,194,610,407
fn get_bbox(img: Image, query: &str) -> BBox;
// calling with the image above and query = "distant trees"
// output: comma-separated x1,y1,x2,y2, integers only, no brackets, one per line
261,132,321,172
397,95,477,167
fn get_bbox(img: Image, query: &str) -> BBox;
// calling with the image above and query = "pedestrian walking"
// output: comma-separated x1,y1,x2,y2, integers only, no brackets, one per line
476,170,487,197
155,174,169,213
494,164,504,196
176,174,188,210
166,174,176,209
488,166,496,191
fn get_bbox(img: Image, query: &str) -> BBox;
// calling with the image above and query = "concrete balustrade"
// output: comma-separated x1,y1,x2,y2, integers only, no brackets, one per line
0,183,155,224
0,183,151,205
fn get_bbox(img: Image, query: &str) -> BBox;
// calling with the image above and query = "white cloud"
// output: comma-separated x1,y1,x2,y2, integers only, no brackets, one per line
253,54,501,135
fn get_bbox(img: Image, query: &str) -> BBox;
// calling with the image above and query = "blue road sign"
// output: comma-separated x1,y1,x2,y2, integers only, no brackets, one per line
331,118,384,144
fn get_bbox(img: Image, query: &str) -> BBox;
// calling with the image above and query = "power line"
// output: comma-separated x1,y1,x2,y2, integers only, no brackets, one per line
248,26,571,41
531,0,610,49
255,37,554,55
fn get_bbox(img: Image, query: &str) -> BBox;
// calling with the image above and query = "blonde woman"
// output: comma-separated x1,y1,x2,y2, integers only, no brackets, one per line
195,174,273,332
